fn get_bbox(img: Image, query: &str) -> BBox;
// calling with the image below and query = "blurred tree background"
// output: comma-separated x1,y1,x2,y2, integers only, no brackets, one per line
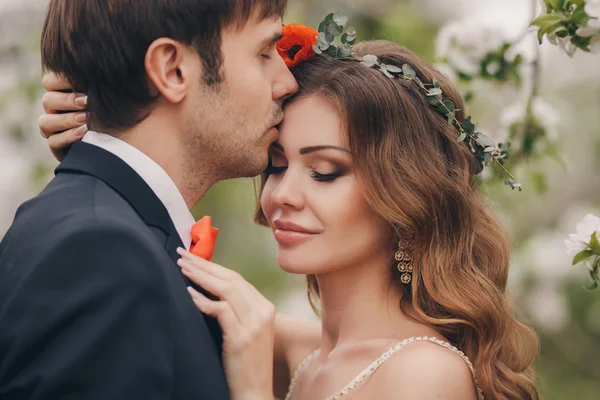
1,0,599,398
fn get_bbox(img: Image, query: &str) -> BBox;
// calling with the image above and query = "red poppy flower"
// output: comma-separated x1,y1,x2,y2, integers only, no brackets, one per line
277,24,319,67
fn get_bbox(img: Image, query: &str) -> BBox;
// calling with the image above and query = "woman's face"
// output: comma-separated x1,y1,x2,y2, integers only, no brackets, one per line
261,95,391,275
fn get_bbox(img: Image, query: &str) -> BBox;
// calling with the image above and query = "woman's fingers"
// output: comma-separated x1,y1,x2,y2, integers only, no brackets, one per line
39,111,87,136
177,248,238,280
47,125,88,161
42,91,87,113
42,72,72,92
178,258,252,322
187,287,241,333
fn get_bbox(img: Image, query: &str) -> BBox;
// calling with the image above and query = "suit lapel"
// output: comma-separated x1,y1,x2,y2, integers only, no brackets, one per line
56,142,223,351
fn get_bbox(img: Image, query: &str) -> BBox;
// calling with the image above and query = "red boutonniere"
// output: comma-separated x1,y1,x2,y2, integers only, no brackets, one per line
277,24,319,67
190,216,219,261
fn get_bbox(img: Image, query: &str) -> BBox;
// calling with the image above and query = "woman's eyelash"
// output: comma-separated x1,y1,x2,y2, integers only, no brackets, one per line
264,159,286,175
310,170,343,182
261,54,272,60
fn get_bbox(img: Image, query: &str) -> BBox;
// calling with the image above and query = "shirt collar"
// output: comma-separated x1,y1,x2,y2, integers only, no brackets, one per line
82,130,195,249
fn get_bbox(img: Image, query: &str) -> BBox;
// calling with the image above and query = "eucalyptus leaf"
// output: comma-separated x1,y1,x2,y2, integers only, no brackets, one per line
386,65,403,74
325,45,338,57
584,281,598,291
338,43,353,58
327,23,342,36
427,88,442,97
427,97,438,106
499,142,511,151
318,21,327,33
484,146,496,153
362,54,379,67
447,113,454,126
332,12,348,27
461,117,475,133
442,99,455,112
433,79,441,88
476,132,496,148
402,64,416,79
312,44,322,55
573,250,594,265
346,27,357,40
457,132,467,142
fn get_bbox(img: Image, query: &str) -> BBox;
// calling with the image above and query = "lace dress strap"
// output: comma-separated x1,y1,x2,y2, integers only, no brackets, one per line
285,336,485,400
284,348,320,400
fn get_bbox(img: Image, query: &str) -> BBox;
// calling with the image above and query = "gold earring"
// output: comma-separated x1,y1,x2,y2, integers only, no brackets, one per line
395,238,413,284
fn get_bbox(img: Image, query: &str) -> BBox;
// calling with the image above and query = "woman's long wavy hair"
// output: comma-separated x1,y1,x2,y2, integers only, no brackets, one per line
254,40,539,400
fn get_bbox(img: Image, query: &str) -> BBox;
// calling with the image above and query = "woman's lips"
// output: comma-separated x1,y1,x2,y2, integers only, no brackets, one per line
272,220,319,245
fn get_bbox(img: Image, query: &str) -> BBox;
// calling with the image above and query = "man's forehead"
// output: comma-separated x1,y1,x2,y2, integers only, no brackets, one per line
231,15,282,35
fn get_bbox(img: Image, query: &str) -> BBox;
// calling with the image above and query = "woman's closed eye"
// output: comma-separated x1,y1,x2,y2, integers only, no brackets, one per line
310,169,344,182
264,159,287,175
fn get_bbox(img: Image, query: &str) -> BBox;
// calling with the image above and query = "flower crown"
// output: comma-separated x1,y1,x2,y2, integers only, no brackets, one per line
276,12,521,191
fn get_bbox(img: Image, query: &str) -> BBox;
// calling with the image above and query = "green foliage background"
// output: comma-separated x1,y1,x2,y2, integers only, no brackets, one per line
1,1,599,398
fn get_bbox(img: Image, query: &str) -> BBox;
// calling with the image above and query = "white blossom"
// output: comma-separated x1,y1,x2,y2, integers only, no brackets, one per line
564,214,600,271
436,22,506,76
585,0,600,30
574,0,600,54
498,97,560,143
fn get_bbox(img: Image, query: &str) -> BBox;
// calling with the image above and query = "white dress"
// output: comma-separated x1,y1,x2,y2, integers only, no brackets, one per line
284,336,485,400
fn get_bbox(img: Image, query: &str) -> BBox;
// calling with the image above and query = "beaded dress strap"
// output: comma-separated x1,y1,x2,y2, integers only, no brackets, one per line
285,336,484,400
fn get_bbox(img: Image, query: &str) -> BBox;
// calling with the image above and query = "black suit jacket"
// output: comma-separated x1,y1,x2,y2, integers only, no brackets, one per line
0,142,230,399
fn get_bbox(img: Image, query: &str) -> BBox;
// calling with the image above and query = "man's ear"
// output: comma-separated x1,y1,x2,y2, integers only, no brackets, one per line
145,38,198,104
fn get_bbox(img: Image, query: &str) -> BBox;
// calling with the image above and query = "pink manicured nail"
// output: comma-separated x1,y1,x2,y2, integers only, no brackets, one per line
74,112,87,123
74,95,88,107
74,124,87,138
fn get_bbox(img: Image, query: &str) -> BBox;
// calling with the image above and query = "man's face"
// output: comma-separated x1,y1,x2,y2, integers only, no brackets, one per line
184,15,298,181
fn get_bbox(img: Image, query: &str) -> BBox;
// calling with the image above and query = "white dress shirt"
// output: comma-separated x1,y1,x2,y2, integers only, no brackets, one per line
82,130,196,249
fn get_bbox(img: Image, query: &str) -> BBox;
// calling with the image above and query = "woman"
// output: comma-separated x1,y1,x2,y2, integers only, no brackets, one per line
39,30,539,400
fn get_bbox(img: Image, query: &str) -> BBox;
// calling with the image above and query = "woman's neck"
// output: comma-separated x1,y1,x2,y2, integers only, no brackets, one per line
315,253,424,356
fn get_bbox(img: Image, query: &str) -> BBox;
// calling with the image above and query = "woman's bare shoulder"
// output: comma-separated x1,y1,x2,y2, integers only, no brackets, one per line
367,340,479,400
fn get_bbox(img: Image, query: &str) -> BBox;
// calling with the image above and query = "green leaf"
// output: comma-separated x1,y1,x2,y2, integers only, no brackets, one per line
573,250,594,265
499,142,511,151
427,88,442,97
571,5,588,25
433,79,441,88
589,232,600,253
447,113,454,126
484,146,496,153
532,14,566,29
552,0,565,10
584,281,598,291
457,132,467,142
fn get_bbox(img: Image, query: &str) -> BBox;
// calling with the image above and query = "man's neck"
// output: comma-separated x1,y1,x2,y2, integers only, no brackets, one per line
116,116,213,209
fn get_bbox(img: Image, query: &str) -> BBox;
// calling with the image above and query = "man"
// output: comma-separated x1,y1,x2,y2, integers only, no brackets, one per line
0,0,297,398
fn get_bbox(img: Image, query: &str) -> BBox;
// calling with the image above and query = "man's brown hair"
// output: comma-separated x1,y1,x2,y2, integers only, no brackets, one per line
41,0,286,132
